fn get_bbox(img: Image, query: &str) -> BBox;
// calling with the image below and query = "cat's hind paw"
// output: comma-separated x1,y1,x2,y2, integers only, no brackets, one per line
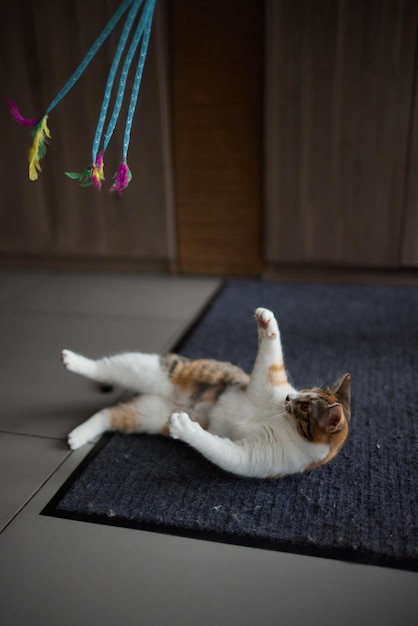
67,426,89,450
61,349,95,378
168,411,200,441
61,349,81,372
254,308,278,339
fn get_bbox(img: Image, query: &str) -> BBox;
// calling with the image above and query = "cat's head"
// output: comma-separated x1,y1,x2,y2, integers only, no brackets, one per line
285,373,351,446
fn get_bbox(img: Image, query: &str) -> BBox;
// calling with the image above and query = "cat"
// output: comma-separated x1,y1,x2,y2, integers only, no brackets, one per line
61,307,351,478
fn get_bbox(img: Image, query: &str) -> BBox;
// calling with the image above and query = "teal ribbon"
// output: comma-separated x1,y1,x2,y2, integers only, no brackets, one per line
91,0,143,163
45,0,135,116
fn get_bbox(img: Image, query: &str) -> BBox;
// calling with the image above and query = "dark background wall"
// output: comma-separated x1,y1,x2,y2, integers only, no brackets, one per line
1,0,417,276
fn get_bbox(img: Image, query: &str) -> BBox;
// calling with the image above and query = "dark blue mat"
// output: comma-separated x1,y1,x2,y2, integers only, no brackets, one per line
43,280,418,571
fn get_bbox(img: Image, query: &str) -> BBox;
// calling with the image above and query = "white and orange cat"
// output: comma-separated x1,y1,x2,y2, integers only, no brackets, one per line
62,307,351,478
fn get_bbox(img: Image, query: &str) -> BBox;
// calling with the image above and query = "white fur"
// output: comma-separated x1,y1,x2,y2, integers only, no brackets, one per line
62,308,331,477
68,409,112,451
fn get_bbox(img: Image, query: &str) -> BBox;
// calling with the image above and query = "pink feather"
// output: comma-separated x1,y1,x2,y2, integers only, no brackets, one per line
8,100,41,127
110,162,132,194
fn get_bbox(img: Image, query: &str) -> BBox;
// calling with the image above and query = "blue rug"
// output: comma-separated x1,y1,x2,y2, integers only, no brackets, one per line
43,280,418,571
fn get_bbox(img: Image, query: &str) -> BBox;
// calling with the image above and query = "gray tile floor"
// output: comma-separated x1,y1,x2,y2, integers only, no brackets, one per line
0,270,416,625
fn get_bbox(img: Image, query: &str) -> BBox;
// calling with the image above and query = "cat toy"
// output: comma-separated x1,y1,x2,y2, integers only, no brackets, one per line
8,0,156,194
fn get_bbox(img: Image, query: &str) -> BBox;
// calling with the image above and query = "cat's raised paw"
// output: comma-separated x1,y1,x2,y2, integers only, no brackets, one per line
254,308,278,339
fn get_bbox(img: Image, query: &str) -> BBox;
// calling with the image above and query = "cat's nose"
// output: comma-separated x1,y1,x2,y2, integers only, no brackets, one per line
286,395,290,402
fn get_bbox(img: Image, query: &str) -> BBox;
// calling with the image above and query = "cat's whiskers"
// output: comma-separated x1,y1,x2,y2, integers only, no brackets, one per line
260,398,288,423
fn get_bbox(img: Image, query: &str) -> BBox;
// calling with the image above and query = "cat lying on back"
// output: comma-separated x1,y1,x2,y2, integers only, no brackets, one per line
62,307,351,478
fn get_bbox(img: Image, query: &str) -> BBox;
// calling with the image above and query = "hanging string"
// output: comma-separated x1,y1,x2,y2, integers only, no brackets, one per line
101,0,151,158
65,0,155,191
110,0,156,193
9,0,156,194
91,0,143,168
66,0,144,190
9,0,136,181
45,0,135,116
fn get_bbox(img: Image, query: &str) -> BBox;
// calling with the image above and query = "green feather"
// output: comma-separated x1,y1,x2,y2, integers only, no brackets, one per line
65,167,93,187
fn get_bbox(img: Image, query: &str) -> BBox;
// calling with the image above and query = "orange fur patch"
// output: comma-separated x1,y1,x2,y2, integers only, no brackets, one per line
201,388,218,403
160,423,170,437
171,359,249,391
267,363,288,386
109,403,140,433
304,434,347,472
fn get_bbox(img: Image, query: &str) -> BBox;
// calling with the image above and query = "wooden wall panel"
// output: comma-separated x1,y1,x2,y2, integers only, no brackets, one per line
0,0,51,254
265,0,418,268
401,52,418,267
171,0,263,275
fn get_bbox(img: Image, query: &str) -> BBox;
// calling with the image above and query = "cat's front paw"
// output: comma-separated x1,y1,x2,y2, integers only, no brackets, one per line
168,411,200,441
254,308,278,339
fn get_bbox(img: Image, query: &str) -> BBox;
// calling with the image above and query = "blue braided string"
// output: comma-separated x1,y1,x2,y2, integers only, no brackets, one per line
45,0,135,116
100,0,153,156
91,0,143,163
122,0,156,161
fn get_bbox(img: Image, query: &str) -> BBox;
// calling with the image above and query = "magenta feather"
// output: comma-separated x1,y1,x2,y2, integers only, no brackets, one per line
8,100,41,127
110,161,132,194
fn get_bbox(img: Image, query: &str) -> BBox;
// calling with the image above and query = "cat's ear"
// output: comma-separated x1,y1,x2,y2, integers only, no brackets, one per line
322,404,346,433
330,373,351,419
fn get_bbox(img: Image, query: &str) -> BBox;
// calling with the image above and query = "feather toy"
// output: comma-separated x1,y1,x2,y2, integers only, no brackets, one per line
9,0,156,194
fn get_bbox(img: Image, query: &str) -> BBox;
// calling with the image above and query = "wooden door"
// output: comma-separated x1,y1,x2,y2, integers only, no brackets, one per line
402,59,418,267
171,0,263,275
264,0,418,268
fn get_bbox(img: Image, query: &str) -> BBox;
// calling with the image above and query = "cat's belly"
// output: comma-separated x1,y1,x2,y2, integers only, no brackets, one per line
206,389,259,439
171,391,212,429
206,385,293,440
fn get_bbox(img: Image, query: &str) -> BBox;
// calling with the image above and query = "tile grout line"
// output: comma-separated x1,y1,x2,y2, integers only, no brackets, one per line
0,449,73,535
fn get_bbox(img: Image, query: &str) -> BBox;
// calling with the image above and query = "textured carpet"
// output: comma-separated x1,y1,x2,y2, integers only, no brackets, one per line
44,280,418,571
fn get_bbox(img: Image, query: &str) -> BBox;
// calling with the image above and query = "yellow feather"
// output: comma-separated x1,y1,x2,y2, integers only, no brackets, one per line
94,163,105,182
42,116,51,139
91,155,105,188
28,134,42,180
27,116,51,181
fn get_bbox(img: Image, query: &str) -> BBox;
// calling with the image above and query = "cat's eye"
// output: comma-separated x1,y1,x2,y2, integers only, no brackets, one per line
299,402,310,412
